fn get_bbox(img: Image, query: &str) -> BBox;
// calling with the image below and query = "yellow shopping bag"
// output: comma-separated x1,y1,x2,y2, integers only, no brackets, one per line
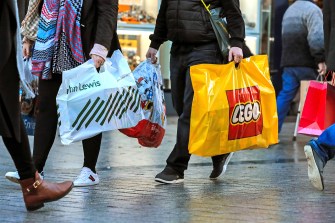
189,55,278,157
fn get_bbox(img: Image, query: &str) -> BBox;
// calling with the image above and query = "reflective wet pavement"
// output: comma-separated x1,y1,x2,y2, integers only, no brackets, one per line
0,117,334,223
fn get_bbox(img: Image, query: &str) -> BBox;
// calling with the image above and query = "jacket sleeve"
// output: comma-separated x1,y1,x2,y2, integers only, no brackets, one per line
20,0,41,41
149,0,168,50
306,6,325,64
323,0,330,65
94,0,118,51
221,0,245,49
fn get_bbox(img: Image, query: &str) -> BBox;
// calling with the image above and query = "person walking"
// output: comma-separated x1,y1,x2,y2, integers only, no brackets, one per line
0,0,73,211
276,0,326,133
304,0,335,191
146,0,245,184
5,0,120,187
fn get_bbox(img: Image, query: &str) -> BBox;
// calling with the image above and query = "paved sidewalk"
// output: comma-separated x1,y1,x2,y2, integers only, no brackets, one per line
0,117,334,223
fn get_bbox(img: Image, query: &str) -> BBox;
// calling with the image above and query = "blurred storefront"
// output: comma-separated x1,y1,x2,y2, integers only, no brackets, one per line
116,0,280,87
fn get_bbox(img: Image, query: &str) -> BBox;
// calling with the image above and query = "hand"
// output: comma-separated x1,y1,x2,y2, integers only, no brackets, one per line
91,54,105,68
146,47,158,64
317,62,327,76
228,47,243,64
22,39,33,58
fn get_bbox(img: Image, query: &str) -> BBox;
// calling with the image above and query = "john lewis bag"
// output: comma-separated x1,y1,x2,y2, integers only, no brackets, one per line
56,50,144,144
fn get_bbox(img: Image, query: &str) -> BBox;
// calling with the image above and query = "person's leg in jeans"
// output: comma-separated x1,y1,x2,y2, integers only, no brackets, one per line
316,124,335,159
276,68,300,132
277,67,317,132
33,75,62,173
307,124,335,165
304,124,335,190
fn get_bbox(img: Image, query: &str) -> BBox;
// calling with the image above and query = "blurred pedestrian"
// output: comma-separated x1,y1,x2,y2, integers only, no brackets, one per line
304,0,335,191
276,0,326,133
146,0,245,184
0,0,73,211
5,0,120,187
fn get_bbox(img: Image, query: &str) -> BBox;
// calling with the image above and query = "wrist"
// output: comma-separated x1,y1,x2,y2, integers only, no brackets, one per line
22,37,34,45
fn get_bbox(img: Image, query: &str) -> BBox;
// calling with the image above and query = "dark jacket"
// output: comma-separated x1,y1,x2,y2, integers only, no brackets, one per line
34,0,120,59
80,0,120,59
149,0,245,50
0,0,24,140
323,0,335,71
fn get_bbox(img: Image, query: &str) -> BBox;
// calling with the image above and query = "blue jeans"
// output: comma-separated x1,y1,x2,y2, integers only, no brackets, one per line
309,124,335,164
276,67,317,132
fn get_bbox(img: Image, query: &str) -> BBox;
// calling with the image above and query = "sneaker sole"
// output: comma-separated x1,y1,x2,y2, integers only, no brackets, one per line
210,152,234,180
73,181,99,187
155,178,184,184
304,145,324,191
5,175,19,184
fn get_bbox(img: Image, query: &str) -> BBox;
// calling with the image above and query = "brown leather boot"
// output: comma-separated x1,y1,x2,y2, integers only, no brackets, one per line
19,172,73,211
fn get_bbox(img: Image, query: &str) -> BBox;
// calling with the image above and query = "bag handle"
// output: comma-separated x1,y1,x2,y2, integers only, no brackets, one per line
326,71,335,86
316,71,335,86
325,71,335,84
316,74,324,82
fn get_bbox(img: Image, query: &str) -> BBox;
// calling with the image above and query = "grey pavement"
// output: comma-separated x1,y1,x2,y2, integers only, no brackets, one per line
0,116,335,223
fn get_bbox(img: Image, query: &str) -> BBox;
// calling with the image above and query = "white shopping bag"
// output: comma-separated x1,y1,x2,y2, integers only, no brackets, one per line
56,50,144,145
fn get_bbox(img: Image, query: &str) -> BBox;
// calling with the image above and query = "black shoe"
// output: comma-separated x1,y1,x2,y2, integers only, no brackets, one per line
209,152,234,179
304,144,326,191
155,167,184,184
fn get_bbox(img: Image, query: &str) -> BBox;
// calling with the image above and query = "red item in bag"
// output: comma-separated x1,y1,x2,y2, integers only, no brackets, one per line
120,119,165,148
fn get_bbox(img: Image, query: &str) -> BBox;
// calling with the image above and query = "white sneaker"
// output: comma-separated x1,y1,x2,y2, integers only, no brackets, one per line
5,171,44,184
73,167,99,187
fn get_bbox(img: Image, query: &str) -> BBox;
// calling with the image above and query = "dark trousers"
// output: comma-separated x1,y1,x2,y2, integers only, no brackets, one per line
0,98,35,180
33,75,102,173
166,42,224,175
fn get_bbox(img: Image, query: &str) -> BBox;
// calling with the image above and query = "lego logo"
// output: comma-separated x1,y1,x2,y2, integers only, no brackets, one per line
226,86,263,140
231,101,261,124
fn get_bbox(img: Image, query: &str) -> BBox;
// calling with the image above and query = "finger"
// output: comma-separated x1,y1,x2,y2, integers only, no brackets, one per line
25,49,31,58
146,51,151,59
151,55,157,64
228,51,233,62
23,48,28,58
234,55,242,64
94,60,100,68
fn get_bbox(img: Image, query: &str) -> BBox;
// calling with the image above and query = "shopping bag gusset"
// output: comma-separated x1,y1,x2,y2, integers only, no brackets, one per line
189,55,278,157
56,50,144,145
